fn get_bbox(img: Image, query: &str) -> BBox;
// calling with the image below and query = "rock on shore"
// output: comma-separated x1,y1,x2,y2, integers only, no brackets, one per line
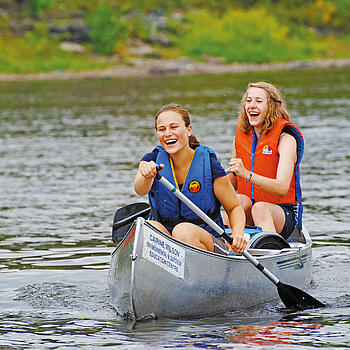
1,58,350,82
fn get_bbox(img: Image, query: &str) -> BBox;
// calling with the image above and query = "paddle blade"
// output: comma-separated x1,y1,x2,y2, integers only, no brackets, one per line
277,281,325,310
112,202,150,243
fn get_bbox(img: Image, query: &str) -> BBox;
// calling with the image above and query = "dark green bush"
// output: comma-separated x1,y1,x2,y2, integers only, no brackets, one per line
86,2,130,55
26,0,52,19
330,0,350,33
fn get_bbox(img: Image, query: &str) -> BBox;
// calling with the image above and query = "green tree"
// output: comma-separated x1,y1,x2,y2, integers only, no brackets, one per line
27,0,52,19
86,1,130,55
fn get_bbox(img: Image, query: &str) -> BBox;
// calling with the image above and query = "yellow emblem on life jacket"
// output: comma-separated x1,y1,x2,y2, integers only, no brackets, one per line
262,145,272,155
188,180,201,193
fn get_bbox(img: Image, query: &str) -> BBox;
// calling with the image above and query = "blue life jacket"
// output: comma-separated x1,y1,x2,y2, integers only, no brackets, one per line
149,145,224,237
282,124,304,230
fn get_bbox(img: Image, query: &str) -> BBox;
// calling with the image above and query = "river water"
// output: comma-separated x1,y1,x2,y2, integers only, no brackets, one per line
0,69,349,349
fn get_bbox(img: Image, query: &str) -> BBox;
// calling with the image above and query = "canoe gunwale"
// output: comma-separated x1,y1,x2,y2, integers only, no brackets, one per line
111,218,311,261
139,219,312,261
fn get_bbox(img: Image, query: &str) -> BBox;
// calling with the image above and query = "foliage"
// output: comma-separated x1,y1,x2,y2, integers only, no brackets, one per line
311,34,350,59
0,29,108,73
46,0,188,15
110,0,188,14
86,1,129,55
127,11,151,41
177,8,323,63
6,0,350,35
47,0,97,12
329,0,350,33
257,0,350,34
26,0,52,19
0,12,10,33
1,0,350,73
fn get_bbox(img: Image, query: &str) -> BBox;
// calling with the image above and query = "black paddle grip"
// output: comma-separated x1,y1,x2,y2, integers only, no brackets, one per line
155,165,162,179
256,262,265,272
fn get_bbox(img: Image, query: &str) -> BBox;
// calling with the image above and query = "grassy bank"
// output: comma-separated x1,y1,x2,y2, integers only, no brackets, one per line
1,1,350,74
0,32,109,74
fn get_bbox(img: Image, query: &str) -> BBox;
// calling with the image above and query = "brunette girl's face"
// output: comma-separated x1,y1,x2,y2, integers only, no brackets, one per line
245,87,269,128
156,111,192,154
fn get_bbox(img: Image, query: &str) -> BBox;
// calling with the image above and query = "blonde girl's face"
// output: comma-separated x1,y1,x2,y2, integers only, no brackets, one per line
244,87,269,128
156,111,192,154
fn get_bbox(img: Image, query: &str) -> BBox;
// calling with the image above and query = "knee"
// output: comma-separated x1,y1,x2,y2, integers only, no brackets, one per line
148,220,170,235
251,202,270,218
172,223,193,242
238,194,252,211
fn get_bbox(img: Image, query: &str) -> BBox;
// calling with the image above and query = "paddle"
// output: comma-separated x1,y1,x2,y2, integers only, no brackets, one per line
112,202,150,242
154,167,325,310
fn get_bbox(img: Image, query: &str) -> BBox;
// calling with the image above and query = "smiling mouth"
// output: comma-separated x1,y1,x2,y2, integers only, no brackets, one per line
249,112,260,118
165,139,177,145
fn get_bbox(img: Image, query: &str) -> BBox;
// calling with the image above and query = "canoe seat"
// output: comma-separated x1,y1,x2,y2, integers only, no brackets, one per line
247,232,291,250
226,226,291,250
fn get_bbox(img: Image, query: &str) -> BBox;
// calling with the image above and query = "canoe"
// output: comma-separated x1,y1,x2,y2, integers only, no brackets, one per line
108,217,313,320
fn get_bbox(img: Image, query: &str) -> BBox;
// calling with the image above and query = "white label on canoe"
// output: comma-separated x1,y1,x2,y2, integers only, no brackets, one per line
142,228,185,279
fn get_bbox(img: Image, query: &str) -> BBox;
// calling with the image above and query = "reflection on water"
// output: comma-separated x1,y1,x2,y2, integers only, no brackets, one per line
204,317,323,347
0,69,350,348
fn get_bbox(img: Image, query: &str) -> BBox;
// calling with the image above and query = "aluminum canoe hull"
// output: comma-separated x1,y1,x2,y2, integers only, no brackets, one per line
108,217,313,320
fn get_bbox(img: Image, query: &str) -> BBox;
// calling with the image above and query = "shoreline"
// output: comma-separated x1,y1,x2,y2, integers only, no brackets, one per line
1,58,350,82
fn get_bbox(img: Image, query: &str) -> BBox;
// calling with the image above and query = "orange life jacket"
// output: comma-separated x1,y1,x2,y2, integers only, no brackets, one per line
235,119,304,229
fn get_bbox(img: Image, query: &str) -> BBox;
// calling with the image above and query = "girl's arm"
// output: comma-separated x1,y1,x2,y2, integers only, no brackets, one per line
134,161,164,196
213,175,247,254
229,133,297,197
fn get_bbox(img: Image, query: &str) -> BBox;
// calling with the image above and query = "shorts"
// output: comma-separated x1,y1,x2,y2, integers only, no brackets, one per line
278,203,296,239
213,236,229,255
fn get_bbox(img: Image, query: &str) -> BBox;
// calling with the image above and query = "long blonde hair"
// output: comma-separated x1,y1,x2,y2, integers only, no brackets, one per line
155,104,200,149
238,82,291,134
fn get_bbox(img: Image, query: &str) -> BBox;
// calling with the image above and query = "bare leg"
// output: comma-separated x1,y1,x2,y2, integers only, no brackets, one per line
251,202,285,233
238,194,254,226
222,194,253,227
172,222,214,251
148,220,171,236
